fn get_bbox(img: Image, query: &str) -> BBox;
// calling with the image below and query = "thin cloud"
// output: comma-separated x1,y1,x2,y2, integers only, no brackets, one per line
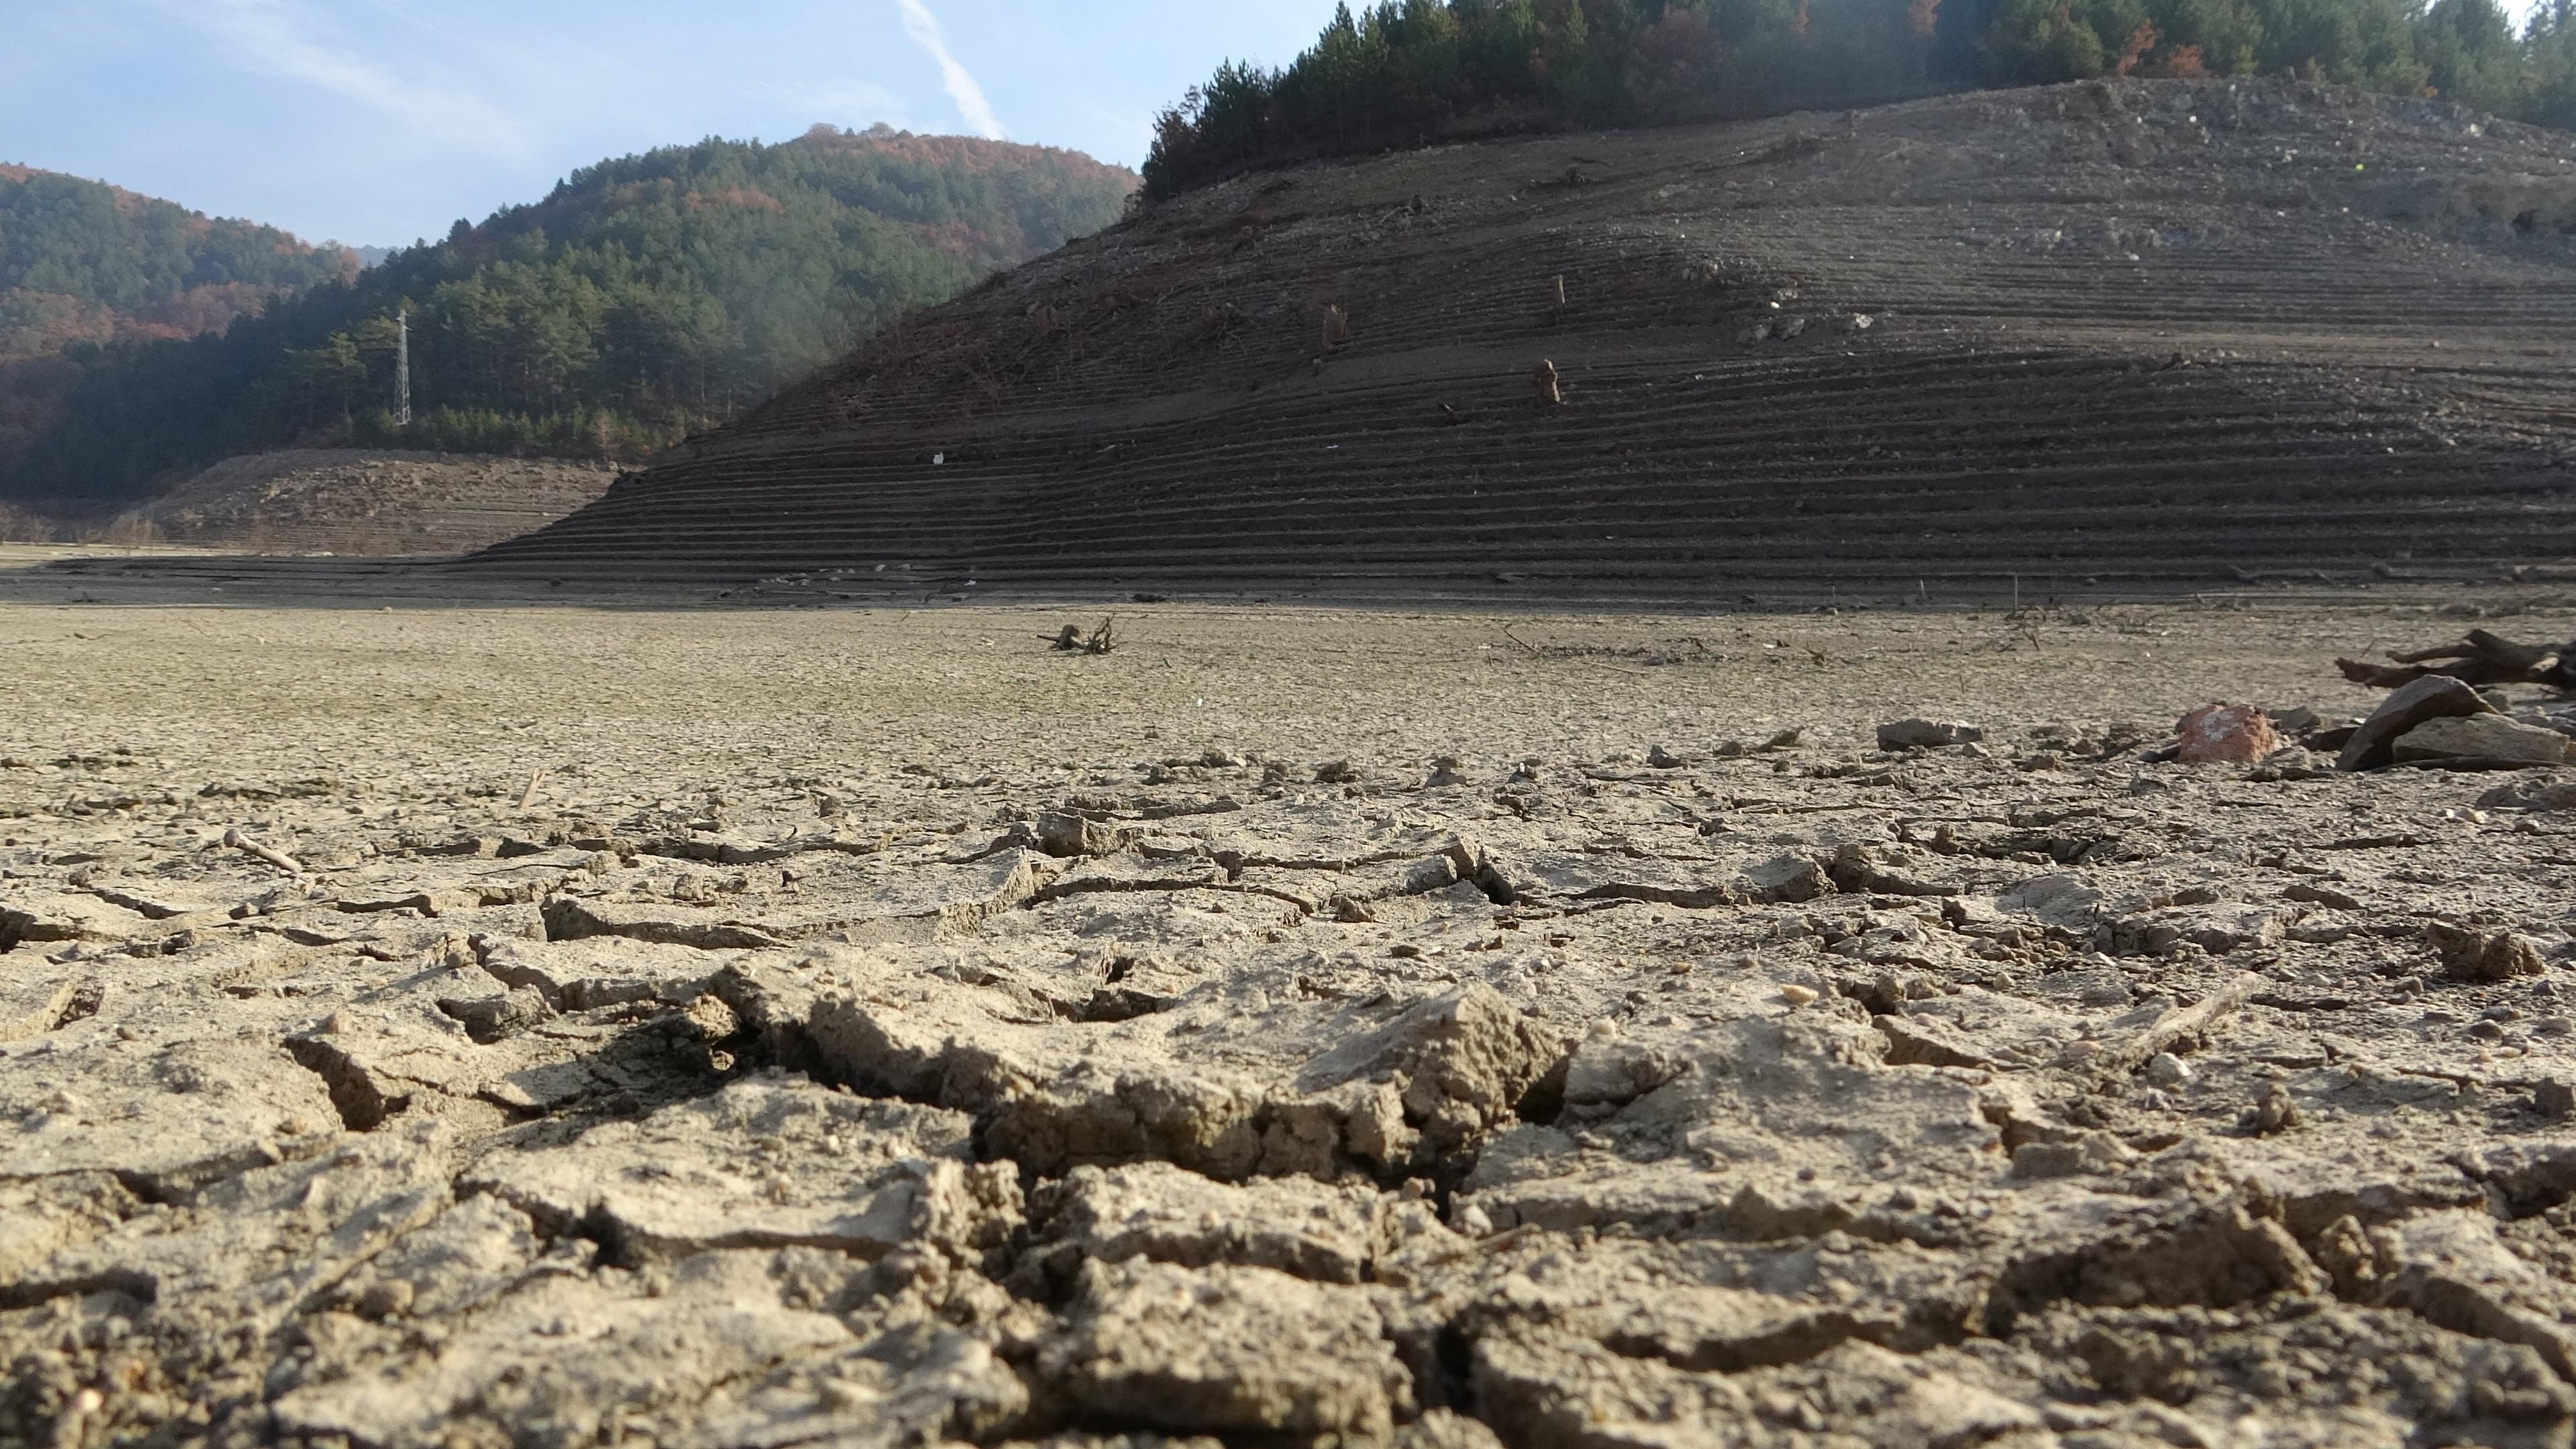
894,0,1006,140
177,0,532,160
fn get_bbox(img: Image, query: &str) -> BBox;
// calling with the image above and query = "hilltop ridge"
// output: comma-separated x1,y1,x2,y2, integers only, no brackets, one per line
472,78,2576,602
2,129,1136,516
0,164,356,361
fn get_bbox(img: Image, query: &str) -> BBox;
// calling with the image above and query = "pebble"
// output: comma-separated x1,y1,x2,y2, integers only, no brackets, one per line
2143,1051,2192,1087
1778,983,1821,1006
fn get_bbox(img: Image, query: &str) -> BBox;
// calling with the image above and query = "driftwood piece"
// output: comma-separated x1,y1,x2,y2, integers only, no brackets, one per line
2338,629,2576,690
2338,674,2498,771
223,828,303,876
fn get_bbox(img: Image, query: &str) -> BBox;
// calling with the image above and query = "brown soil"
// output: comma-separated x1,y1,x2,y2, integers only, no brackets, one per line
106,449,614,556
472,78,2576,601
13,563,2576,1446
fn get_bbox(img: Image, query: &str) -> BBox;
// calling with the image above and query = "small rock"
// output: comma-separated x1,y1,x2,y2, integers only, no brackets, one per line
2174,703,2280,765
1741,853,1830,904
2143,1052,2192,1087
2427,923,2547,983
2253,1083,2301,1136
1315,759,1361,784
1878,718,1982,749
2537,1079,2576,1120
1646,744,1686,769
1778,984,1820,1006
435,987,555,1044
1424,756,1468,787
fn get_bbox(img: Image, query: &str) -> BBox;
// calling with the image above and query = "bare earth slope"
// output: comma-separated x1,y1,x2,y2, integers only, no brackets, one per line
121,450,615,555
15,592,2576,1445
471,78,2576,600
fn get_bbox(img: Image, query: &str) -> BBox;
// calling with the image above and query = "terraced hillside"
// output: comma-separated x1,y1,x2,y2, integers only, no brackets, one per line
127,451,614,555
473,78,2576,601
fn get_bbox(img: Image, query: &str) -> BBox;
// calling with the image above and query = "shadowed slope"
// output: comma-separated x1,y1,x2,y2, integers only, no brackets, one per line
470,79,2576,602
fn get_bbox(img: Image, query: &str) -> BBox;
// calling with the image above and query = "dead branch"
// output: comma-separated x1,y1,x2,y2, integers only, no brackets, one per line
1050,618,1118,655
2337,629,2576,690
223,828,303,876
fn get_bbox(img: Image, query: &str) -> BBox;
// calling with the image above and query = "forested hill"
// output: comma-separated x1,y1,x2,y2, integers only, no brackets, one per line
0,166,356,360
1142,0,2576,198
1,128,1136,510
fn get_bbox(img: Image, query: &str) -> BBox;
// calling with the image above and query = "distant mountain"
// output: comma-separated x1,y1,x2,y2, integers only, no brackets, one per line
0,165,356,360
2,127,1137,511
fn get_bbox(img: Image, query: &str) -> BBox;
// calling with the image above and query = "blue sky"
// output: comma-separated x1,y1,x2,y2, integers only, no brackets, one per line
7,1,1344,248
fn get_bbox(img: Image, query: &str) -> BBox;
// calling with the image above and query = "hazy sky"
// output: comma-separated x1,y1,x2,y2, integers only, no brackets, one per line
7,1,1344,247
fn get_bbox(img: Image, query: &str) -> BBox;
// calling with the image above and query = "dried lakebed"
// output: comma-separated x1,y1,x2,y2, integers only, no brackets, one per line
9,593,2576,1448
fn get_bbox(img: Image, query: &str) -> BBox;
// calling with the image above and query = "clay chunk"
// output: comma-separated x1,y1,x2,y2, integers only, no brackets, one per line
2175,702,2280,765
1042,1260,1415,1437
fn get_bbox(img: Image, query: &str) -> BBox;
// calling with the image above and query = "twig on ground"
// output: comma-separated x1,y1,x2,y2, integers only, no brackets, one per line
223,828,303,876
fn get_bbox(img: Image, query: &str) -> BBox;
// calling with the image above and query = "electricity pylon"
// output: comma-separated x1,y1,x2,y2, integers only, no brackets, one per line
394,309,413,430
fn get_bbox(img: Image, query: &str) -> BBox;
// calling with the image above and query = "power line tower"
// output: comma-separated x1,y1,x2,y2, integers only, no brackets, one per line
393,309,413,431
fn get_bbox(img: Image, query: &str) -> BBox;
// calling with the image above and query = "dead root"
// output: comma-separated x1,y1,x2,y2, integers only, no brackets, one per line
1051,618,1118,655
2337,629,2576,690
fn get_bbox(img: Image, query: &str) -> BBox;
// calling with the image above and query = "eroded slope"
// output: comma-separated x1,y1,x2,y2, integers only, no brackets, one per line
475,78,2576,599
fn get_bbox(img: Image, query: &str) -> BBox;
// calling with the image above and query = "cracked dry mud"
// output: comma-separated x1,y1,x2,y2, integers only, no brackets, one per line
15,590,2576,1448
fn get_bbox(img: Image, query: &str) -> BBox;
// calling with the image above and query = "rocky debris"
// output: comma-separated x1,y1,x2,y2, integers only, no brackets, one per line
2174,702,2279,764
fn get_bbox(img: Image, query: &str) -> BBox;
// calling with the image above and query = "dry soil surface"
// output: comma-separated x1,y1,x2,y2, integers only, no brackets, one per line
12,575,2576,1448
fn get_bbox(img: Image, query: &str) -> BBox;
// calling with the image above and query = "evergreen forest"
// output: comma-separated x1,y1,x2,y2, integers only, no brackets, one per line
0,129,1133,509
0,165,358,362
1142,0,2576,197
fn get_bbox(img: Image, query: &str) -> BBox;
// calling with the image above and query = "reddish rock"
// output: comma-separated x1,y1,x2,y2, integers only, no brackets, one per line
2176,703,2281,765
